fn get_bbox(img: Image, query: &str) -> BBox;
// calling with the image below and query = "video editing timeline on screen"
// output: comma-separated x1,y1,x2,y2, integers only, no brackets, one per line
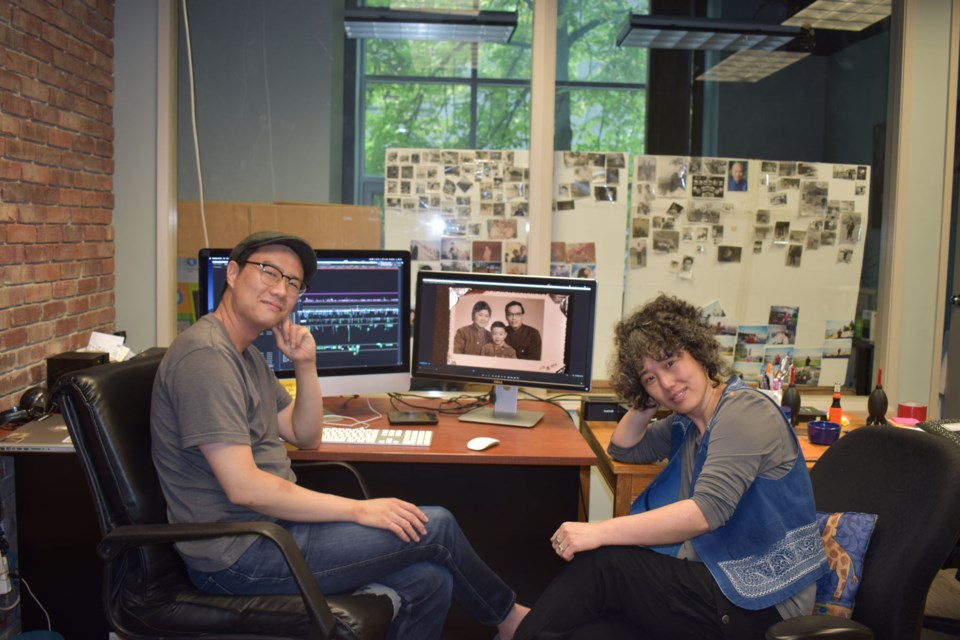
297,290,401,365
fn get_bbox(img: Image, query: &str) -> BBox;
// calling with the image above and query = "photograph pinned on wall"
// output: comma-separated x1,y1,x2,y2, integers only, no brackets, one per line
717,245,742,263
410,239,441,262
786,244,803,267
441,260,471,272
653,229,680,253
669,258,680,275
504,262,527,275
727,160,749,192
687,202,722,224
657,156,689,198
556,200,575,211
820,230,837,246
550,262,571,277
753,240,764,254
629,239,647,268
769,305,799,334
666,201,685,217
765,191,789,208
488,218,518,240
473,240,502,263
717,334,736,363
778,161,798,177
799,180,829,217
682,226,695,243
563,151,589,168
839,212,862,244
472,261,502,274
695,226,709,242
823,338,852,359
772,221,790,244
594,184,618,202
572,263,595,279
712,224,725,242
837,247,854,264
778,177,800,191
570,180,591,199
441,238,471,262
763,346,793,374
636,181,657,203
504,242,528,264
737,324,769,349
788,229,806,244
754,225,773,242
832,164,858,180
679,255,695,279
767,323,795,345
791,348,824,386
635,155,657,182
566,242,596,264
550,241,566,263
511,202,528,217
756,210,771,225
631,216,650,238
701,299,726,318
805,231,821,251
652,215,675,230
691,174,725,199
855,183,867,196
824,320,854,339
797,162,819,178
635,200,652,217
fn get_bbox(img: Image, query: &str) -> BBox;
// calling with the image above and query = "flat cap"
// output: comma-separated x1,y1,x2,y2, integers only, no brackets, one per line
229,231,316,283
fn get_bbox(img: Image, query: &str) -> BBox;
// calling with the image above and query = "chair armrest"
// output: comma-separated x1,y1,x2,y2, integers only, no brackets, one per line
765,615,873,640
293,460,373,499
98,520,339,639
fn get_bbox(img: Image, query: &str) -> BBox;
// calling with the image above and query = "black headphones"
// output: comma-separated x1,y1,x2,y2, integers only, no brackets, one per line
1,386,54,425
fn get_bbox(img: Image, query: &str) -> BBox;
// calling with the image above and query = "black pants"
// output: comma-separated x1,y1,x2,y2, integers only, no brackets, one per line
514,547,783,640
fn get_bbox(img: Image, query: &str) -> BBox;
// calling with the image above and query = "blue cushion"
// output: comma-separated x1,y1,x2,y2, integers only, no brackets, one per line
813,511,878,618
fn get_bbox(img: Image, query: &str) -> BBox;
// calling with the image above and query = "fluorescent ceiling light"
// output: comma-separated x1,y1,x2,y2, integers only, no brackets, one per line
616,15,801,51
782,0,891,32
696,50,811,82
344,8,517,43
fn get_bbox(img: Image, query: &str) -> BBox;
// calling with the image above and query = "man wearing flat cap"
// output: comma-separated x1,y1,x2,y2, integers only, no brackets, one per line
151,231,528,639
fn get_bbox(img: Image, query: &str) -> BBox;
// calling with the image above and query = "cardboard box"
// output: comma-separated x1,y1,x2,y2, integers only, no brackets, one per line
177,201,382,258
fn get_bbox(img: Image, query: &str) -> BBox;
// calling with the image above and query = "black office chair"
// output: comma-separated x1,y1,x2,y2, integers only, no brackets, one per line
766,426,960,640
916,418,960,635
52,349,394,640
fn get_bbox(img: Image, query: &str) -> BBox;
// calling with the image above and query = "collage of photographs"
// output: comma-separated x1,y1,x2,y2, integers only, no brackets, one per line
386,149,625,280
704,301,855,387
628,156,869,277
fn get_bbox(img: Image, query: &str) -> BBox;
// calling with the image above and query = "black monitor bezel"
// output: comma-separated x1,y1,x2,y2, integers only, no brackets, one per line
197,247,412,382
411,269,597,393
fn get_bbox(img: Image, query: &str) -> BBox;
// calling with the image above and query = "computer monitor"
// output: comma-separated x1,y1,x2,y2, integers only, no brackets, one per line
412,269,598,427
197,248,412,396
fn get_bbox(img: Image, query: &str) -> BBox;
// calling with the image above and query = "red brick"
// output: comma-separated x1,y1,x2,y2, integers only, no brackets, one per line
0,159,23,180
6,224,37,243
23,282,52,304
11,304,42,326
41,298,66,319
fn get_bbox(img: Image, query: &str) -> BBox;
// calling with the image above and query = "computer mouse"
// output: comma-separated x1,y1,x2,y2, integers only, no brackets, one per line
467,436,500,451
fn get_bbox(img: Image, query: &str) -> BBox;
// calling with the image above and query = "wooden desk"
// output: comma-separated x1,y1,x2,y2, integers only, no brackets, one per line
291,395,597,639
582,411,869,518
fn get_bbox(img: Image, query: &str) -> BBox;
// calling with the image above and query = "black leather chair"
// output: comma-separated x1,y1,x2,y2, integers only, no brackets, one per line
52,348,394,640
766,426,960,640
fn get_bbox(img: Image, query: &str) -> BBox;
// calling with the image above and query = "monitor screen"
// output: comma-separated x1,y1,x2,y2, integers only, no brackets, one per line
412,270,597,426
197,248,412,396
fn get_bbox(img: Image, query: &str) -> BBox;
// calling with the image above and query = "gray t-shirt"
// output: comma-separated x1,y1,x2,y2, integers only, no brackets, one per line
151,314,295,572
607,387,815,618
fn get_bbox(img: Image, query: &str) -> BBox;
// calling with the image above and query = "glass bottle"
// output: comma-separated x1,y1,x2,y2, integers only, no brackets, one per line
781,365,801,427
828,382,843,424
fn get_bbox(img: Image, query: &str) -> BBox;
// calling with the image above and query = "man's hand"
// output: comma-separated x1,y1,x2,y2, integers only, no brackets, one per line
355,498,430,542
273,318,316,366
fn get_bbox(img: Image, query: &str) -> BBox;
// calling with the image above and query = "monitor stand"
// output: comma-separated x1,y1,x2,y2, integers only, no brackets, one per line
458,384,544,428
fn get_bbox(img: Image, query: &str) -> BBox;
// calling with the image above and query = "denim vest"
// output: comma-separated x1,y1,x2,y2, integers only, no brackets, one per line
629,377,828,610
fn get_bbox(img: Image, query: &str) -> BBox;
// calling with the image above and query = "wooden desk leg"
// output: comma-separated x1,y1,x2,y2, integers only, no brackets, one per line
615,475,634,518
579,465,591,521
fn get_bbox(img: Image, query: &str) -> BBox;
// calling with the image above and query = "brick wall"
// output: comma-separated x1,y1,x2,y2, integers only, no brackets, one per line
0,0,116,413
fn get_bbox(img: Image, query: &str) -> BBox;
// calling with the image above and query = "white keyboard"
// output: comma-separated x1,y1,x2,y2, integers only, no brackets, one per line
321,427,433,447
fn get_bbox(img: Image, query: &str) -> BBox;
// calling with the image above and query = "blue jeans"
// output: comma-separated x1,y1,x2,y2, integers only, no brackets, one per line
187,506,515,640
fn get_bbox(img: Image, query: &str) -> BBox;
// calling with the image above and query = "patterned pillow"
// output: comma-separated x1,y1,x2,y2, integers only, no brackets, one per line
814,511,878,618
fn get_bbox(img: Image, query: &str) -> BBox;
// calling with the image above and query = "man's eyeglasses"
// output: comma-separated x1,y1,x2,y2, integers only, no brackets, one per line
506,312,524,318
242,261,308,295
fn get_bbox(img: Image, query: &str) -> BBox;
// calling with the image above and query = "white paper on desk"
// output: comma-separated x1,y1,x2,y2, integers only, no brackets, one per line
86,331,132,362
940,422,960,432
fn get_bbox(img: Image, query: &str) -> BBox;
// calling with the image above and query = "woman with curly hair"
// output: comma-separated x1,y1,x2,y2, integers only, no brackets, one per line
453,299,492,355
515,294,827,640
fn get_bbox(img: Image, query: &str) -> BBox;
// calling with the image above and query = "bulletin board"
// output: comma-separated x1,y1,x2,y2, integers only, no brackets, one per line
625,157,870,387
382,148,629,380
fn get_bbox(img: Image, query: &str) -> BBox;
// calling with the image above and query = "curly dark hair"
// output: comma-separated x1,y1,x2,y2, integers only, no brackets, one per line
609,294,730,409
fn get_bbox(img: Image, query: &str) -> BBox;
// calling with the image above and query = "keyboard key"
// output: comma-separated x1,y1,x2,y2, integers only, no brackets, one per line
321,427,433,447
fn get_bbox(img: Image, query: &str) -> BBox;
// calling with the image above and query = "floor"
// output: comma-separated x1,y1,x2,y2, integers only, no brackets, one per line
924,569,960,638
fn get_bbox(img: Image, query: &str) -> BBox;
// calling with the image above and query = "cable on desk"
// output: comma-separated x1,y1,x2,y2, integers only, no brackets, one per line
323,395,384,429
387,392,492,416
20,577,52,630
